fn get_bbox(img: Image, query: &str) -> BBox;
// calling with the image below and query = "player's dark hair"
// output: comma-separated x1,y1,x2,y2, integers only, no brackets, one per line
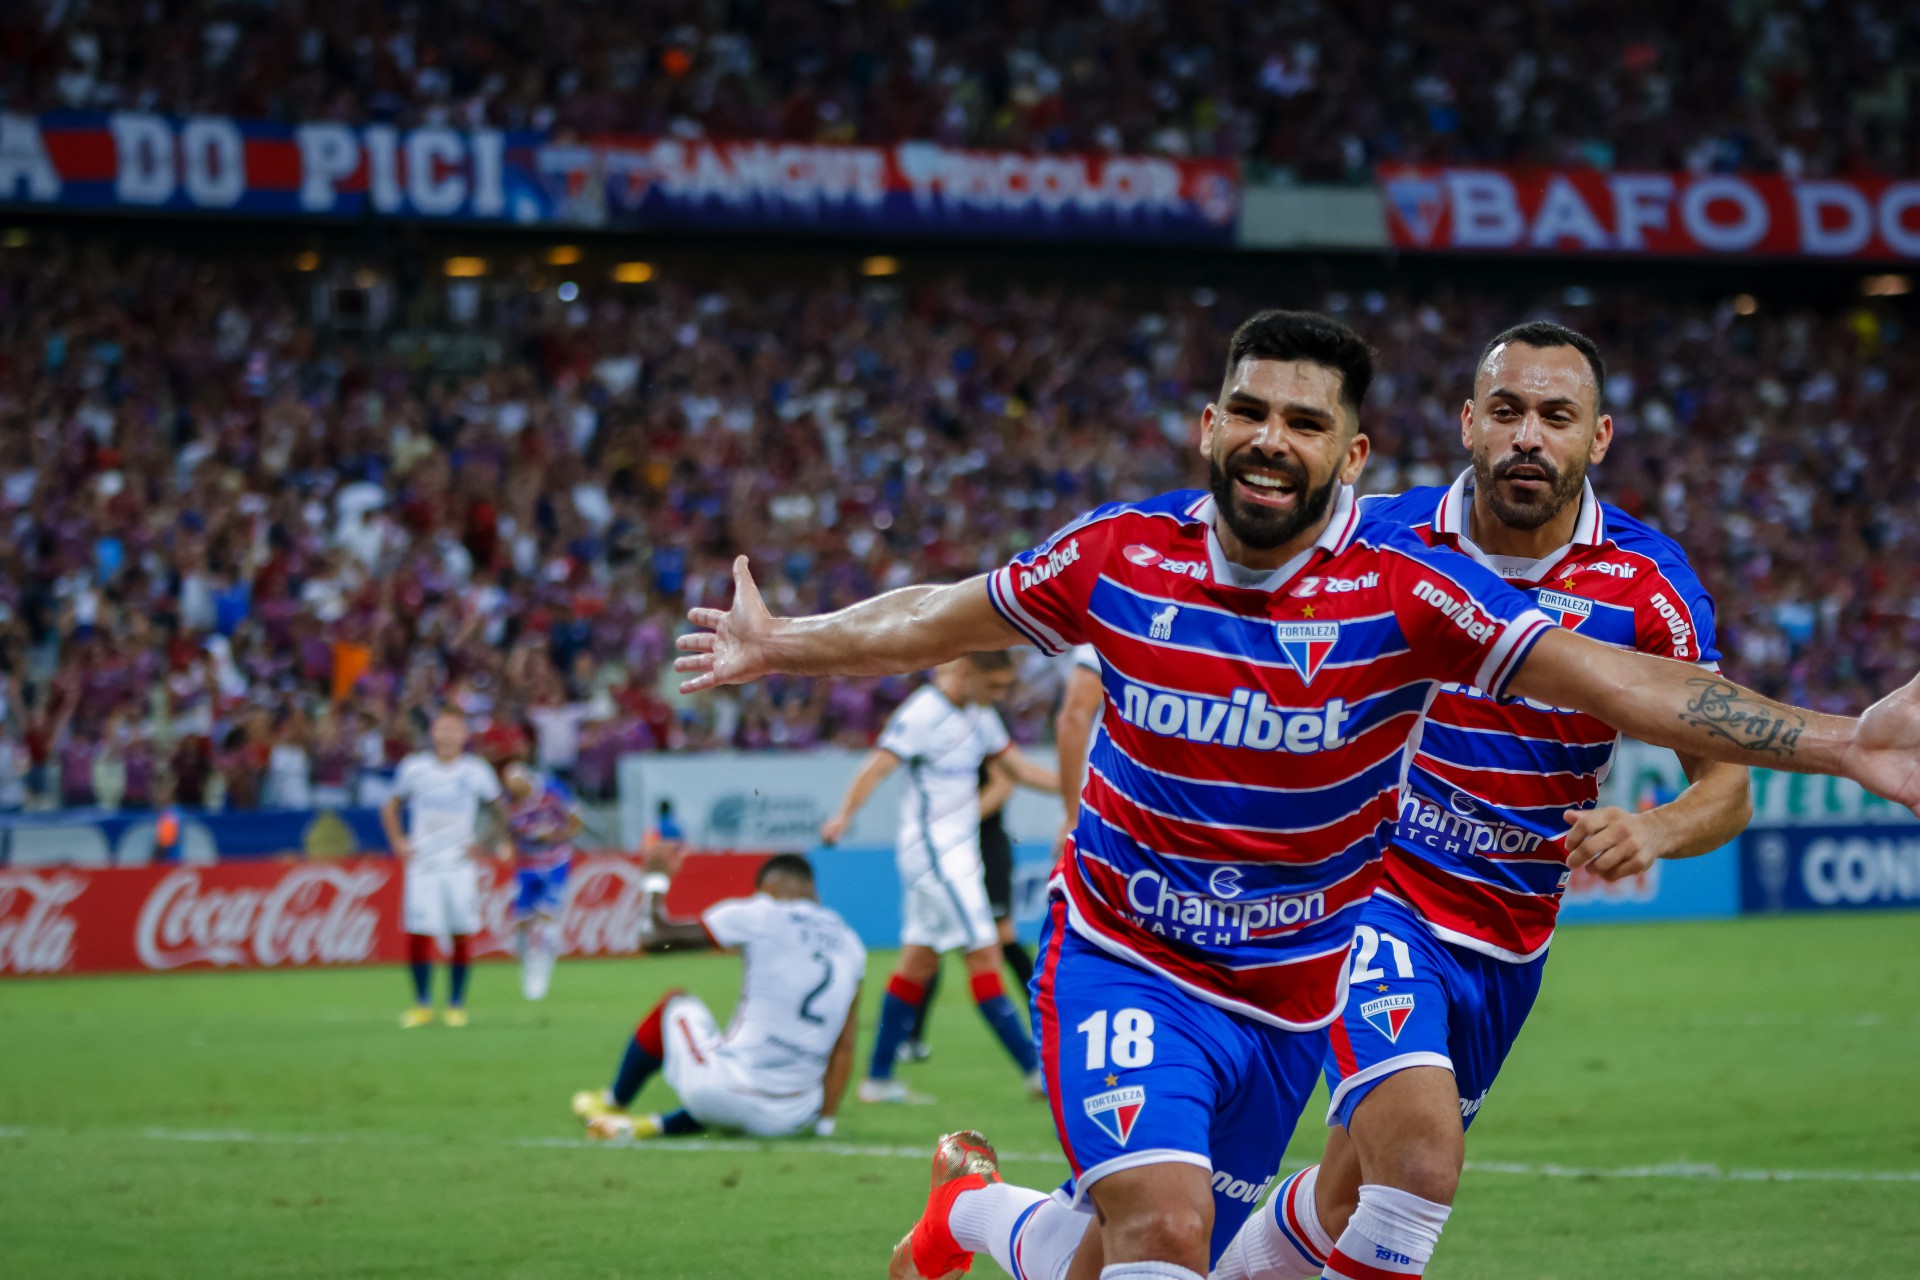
1224,310,1375,418
756,853,815,886
964,650,1015,672
1477,321,1606,409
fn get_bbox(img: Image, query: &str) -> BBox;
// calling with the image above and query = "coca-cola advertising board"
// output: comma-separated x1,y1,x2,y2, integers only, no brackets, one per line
0,853,766,977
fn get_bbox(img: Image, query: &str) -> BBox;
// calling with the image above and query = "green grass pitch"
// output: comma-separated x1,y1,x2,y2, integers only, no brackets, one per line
3,912,1918,1279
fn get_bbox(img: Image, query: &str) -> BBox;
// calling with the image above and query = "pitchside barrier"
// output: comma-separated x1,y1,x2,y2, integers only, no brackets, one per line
5,744,1917,976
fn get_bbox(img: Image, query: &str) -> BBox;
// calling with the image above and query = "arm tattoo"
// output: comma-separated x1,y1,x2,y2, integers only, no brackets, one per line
1680,679,1805,757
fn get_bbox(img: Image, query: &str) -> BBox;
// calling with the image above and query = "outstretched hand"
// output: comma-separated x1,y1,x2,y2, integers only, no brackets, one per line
675,556,776,694
1843,674,1920,816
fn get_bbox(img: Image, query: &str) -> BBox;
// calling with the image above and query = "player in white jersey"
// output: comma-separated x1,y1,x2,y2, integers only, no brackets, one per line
822,651,1057,1103
571,851,864,1140
380,708,506,1028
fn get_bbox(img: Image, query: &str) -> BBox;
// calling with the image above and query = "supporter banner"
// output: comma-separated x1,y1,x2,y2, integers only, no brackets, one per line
1,111,550,221
0,851,766,977
1377,166,1920,260
1741,824,1920,914
544,137,1240,242
0,113,1239,242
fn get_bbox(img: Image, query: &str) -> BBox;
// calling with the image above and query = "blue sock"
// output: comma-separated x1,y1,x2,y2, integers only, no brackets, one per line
449,962,470,1008
612,1039,662,1106
408,963,431,1005
868,978,925,1081
660,1108,703,1136
978,994,1038,1073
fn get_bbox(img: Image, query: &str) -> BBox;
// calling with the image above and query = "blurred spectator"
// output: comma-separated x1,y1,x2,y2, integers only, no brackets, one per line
1,1,1917,177
0,231,1913,814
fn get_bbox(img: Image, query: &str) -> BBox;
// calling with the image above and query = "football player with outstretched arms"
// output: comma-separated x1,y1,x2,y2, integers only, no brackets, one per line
676,310,1920,1280
1211,321,1753,1280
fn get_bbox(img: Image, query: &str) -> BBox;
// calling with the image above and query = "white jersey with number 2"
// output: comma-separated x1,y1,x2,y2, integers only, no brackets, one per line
701,894,867,1098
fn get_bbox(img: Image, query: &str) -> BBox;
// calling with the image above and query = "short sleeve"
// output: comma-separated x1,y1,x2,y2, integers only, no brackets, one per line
391,757,419,798
702,895,770,948
987,513,1114,655
1072,644,1101,673
1385,544,1556,701
470,759,503,802
877,692,928,759
979,709,1011,758
1637,571,1722,668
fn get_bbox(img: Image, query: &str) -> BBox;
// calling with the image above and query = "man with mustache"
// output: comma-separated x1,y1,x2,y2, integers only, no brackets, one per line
674,310,1920,1280
1210,322,1754,1280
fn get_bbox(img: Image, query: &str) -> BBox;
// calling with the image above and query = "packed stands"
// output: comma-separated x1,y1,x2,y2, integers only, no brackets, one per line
4,0,1917,177
0,229,1912,811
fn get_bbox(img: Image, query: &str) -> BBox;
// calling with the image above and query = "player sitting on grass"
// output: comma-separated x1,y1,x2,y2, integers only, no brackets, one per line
572,850,864,1140
500,763,583,1002
821,652,1057,1104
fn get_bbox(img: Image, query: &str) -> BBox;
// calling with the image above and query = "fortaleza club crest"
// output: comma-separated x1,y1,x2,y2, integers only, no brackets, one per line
1083,1085,1147,1145
1273,621,1339,685
1534,589,1593,631
1359,993,1416,1043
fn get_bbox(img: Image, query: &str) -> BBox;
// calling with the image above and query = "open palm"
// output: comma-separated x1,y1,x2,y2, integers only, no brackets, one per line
674,556,776,693
1845,674,1920,816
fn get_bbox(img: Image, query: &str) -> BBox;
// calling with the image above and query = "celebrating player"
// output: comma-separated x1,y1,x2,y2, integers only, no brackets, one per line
676,310,1920,1280
820,652,1057,1103
499,762,583,1002
381,708,508,1028
1211,322,1755,1279
571,851,864,1140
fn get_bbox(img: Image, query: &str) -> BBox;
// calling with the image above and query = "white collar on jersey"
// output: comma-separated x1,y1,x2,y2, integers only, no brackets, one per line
1184,483,1360,593
1431,467,1605,584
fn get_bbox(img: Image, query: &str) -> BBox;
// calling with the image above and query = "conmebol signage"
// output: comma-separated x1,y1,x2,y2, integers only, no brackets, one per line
1379,165,1920,261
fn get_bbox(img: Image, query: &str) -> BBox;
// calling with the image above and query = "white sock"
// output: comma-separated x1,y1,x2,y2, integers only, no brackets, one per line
1102,1264,1205,1279
952,1183,1096,1280
1212,1166,1330,1280
1322,1185,1450,1279
1009,1193,1093,1280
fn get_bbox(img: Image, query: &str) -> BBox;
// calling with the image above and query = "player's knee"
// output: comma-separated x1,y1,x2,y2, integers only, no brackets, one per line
1377,1136,1462,1205
1105,1202,1211,1267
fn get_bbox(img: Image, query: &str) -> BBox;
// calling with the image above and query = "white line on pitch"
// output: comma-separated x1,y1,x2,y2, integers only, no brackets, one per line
2,1127,1897,1184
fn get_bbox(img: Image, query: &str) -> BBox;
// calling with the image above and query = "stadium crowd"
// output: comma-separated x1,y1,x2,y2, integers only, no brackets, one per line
0,232,1913,810
3,0,1917,178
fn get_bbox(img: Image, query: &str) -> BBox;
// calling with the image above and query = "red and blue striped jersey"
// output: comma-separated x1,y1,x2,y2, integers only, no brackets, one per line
508,777,578,871
1365,472,1721,963
989,486,1556,1030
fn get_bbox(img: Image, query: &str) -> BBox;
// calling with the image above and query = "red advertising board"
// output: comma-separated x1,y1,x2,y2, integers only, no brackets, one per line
0,852,768,977
1378,166,1920,261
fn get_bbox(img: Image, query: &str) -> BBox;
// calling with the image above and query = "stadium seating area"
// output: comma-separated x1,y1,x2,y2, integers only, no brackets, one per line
3,0,1917,177
0,231,1913,809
